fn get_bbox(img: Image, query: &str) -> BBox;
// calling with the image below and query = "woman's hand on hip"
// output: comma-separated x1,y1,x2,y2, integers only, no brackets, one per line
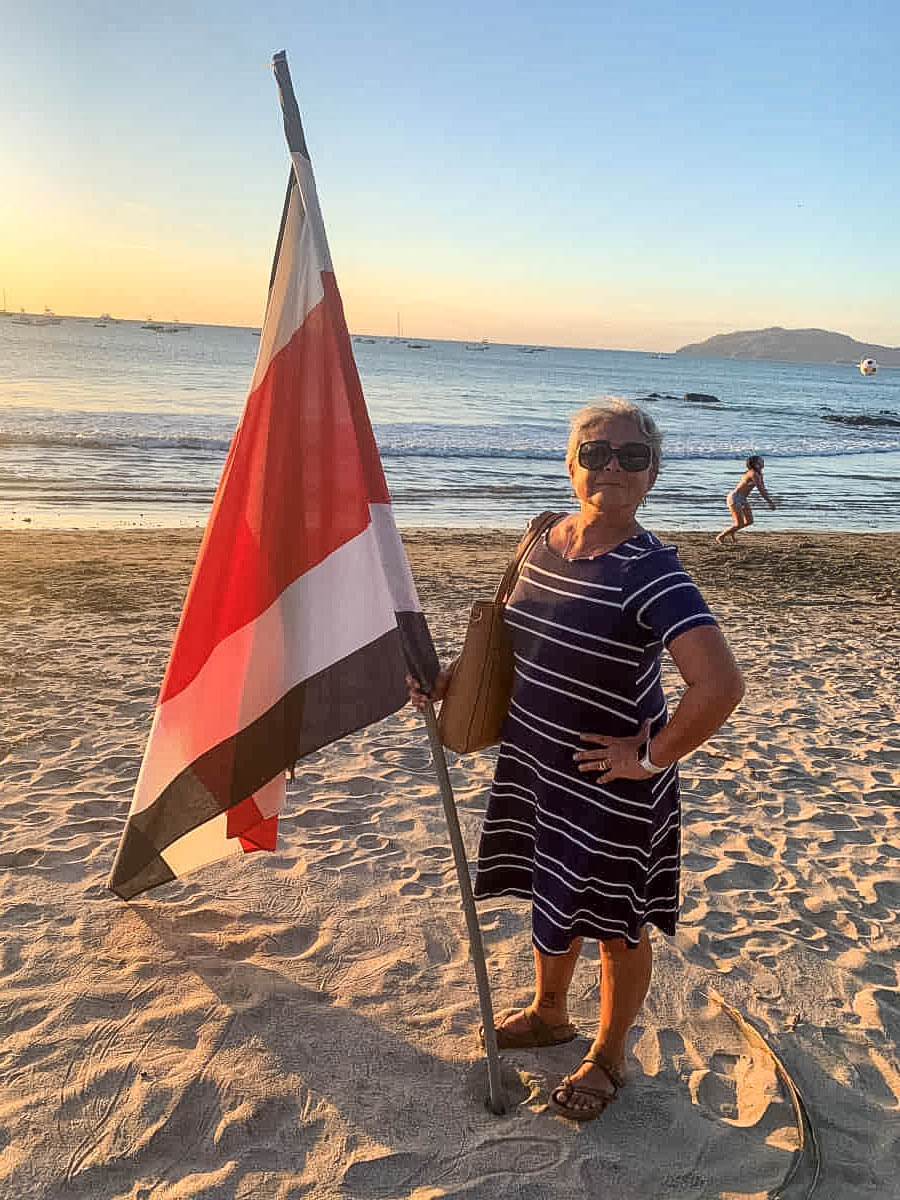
574,719,653,782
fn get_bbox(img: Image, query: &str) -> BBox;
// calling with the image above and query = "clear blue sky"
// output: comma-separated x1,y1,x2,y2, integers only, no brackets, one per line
1,0,897,349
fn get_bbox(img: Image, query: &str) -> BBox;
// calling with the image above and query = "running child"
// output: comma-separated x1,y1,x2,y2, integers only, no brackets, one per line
716,455,775,544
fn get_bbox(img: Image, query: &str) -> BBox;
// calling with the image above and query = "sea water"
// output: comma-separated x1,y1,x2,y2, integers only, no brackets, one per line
1,317,898,532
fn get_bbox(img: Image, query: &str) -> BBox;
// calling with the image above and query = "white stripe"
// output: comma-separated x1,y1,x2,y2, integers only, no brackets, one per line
477,853,536,872
519,574,622,609
636,580,696,623
252,772,288,819
522,562,620,592
647,857,679,883
500,745,653,823
488,779,676,865
648,699,669,729
250,157,332,392
506,703,637,762
500,737,674,817
650,808,680,849
159,811,244,877
535,846,676,910
158,772,287,880
534,886,678,934
489,782,538,808
636,669,662,704
509,696,634,743
533,806,656,862
505,616,639,668
368,503,423,615
481,818,536,838
514,653,638,708
505,608,641,660
651,768,678,797
511,666,638,725
533,894,634,937
635,660,657,685
131,517,403,817
662,613,717,644
532,923,626,953
624,569,685,606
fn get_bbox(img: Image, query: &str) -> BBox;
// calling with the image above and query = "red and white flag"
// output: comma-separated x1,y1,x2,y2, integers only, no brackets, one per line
109,53,437,900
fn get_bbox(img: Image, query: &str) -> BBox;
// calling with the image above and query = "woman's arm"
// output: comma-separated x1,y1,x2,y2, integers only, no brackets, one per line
575,625,744,779
646,625,744,766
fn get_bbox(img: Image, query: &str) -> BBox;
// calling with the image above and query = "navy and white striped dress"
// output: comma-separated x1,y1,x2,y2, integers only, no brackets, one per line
473,522,717,951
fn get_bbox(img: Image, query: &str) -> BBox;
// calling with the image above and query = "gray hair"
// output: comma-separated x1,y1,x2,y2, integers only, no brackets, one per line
566,398,662,469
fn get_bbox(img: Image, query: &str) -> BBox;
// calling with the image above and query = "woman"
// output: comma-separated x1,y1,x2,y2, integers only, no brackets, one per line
715,454,775,544
410,398,744,1121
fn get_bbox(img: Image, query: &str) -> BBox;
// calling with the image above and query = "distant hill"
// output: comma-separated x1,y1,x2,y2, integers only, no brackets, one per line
675,327,900,366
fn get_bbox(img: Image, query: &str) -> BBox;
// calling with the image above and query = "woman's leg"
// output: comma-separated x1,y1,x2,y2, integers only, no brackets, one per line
533,938,583,1021
558,928,652,1112
495,938,583,1034
741,503,754,529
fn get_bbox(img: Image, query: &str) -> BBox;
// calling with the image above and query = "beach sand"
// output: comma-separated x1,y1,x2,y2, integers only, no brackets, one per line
1,528,898,1198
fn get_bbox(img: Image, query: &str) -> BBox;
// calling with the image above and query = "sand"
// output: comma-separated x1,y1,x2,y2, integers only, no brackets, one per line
0,527,898,1199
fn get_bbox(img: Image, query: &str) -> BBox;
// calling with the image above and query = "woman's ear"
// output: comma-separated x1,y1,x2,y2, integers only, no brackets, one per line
648,464,659,490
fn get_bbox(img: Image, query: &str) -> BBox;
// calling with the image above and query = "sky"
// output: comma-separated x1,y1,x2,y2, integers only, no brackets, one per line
1,0,898,351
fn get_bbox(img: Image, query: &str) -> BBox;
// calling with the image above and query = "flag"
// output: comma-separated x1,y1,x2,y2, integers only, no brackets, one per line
109,52,438,900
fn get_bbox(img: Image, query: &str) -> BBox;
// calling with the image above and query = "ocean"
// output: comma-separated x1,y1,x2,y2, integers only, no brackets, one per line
1,315,899,532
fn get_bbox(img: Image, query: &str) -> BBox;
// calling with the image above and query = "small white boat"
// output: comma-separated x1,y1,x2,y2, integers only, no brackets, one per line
859,358,877,376
33,306,62,325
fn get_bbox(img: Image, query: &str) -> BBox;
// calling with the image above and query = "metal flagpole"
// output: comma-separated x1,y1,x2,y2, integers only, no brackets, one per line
270,47,505,1116
423,703,506,1114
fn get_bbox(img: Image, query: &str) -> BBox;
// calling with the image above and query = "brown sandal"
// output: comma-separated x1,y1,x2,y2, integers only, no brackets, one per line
548,1051,625,1122
479,1006,578,1050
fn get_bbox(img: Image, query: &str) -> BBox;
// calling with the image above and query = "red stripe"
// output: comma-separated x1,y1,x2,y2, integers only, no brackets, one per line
239,821,278,853
160,271,390,703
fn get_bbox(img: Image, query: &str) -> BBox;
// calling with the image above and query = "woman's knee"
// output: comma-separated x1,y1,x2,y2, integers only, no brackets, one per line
601,930,649,959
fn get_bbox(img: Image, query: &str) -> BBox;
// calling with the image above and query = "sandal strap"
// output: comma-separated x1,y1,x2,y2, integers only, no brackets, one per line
580,1052,625,1092
556,1079,613,1101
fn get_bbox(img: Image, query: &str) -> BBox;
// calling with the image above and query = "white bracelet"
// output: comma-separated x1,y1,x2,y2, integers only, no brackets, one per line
638,739,667,774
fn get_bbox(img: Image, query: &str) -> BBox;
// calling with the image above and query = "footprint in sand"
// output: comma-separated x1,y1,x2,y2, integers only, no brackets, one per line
705,862,776,893
0,848,43,869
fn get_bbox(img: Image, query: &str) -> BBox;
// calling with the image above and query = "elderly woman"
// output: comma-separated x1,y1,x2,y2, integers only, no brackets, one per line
411,398,744,1121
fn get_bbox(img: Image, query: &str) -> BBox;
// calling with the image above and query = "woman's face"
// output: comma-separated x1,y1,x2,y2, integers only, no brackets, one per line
568,414,658,516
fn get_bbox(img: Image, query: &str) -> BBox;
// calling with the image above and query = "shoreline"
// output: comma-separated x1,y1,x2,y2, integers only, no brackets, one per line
1,525,897,1196
1,525,895,614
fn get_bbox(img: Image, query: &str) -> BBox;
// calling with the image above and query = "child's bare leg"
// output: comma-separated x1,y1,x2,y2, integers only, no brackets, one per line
716,501,741,544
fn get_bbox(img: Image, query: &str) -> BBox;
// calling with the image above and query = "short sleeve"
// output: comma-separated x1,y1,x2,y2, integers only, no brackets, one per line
621,547,717,647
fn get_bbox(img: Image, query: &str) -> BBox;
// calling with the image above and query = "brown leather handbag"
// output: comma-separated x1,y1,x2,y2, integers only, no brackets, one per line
436,511,558,753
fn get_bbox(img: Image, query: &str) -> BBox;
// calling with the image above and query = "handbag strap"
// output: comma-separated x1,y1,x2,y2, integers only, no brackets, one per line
495,510,560,604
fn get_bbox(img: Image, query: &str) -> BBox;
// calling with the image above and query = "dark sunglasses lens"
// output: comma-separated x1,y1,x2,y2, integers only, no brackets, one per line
578,441,612,470
617,443,652,471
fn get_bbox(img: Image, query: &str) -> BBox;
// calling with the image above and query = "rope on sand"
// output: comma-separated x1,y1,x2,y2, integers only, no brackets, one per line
706,989,821,1200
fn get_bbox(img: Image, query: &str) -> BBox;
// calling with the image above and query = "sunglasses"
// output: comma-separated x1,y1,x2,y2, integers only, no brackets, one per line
577,439,653,473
